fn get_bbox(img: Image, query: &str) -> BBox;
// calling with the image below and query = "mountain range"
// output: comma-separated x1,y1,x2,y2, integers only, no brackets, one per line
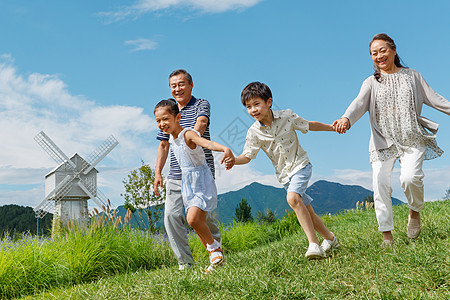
216,180,403,224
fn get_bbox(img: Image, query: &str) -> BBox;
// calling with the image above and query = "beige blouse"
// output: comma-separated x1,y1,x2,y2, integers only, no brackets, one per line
342,68,450,162
370,69,443,162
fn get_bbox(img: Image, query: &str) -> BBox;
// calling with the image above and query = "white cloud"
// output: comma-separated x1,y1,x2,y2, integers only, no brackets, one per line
99,0,263,22
0,56,158,208
125,38,159,52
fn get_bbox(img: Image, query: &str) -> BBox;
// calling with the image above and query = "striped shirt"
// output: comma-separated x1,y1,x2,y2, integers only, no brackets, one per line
156,96,215,180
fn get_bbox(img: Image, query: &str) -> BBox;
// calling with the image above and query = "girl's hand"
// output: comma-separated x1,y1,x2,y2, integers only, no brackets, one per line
221,148,235,170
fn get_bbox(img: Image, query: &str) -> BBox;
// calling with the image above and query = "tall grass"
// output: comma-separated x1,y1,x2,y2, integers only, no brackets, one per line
0,210,174,299
4,200,450,299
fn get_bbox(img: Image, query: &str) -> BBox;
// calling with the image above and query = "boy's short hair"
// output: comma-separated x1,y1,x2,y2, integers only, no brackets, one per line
241,82,272,106
169,69,193,84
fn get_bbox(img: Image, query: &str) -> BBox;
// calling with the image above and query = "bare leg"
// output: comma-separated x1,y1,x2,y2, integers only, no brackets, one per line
306,204,334,241
186,207,214,246
287,192,319,244
382,231,393,241
409,209,420,220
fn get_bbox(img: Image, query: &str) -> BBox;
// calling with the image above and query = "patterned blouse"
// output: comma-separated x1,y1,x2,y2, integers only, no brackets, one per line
370,68,443,162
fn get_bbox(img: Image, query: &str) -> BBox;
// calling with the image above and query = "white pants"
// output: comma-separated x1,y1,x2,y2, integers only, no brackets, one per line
371,144,426,232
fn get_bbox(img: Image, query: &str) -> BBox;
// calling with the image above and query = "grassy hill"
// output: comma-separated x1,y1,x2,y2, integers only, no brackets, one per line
16,200,449,300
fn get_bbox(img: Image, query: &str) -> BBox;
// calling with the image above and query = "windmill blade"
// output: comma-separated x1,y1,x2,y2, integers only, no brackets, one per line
34,174,74,218
77,179,115,213
34,131,77,169
82,135,119,175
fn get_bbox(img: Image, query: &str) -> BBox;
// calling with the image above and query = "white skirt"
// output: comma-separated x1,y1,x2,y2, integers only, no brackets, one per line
181,163,217,213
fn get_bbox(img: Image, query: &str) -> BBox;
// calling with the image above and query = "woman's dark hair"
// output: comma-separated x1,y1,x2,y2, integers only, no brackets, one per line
154,99,179,116
241,82,272,106
369,33,405,82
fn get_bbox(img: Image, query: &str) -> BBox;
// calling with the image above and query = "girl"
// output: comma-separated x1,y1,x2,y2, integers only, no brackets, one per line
154,99,235,270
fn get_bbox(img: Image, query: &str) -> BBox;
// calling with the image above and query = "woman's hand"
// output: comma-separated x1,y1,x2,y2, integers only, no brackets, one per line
333,117,350,134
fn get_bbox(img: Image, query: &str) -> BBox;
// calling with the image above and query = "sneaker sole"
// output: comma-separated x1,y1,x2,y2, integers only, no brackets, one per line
305,253,326,260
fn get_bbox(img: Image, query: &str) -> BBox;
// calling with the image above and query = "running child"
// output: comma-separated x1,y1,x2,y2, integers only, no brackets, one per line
154,99,235,270
227,82,339,259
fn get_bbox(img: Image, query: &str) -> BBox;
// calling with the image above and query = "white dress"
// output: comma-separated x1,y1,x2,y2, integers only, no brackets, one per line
170,128,217,213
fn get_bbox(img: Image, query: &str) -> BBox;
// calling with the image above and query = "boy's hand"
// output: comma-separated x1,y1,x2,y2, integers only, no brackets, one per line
333,118,350,134
221,148,235,170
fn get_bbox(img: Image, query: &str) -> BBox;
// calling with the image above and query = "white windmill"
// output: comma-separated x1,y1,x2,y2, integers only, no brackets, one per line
34,131,119,231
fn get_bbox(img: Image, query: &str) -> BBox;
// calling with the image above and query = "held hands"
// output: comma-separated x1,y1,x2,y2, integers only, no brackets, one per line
221,148,235,170
332,117,350,134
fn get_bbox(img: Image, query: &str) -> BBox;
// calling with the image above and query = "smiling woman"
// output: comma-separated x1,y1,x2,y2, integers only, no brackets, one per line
333,33,450,247
369,33,405,81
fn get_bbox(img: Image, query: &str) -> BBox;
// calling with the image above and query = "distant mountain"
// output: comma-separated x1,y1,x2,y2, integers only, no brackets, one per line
216,180,403,224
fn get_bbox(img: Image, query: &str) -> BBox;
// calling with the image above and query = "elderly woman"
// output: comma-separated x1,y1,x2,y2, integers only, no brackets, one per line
334,33,450,247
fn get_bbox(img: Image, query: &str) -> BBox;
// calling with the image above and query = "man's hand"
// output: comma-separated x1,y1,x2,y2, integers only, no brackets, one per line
153,173,163,196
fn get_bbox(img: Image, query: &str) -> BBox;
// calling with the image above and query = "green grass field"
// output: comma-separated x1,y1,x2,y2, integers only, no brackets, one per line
3,200,449,299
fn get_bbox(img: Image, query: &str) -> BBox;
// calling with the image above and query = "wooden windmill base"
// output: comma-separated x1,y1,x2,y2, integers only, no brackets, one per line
52,198,89,234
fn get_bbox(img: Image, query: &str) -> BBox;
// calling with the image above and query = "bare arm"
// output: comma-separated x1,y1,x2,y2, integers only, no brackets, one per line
153,140,169,196
185,131,235,168
193,116,209,136
234,154,251,165
308,121,335,132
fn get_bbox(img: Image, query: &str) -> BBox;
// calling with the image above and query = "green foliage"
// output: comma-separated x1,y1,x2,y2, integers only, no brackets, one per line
234,198,253,223
23,200,450,299
272,211,302,236
256,209,277,224
6,200,450,299
0,205,52,237
121,161,165,232
0,215,174,299
362,195,374,203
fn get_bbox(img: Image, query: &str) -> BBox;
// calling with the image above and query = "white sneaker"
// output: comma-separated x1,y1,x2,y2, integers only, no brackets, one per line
178,263,192,271
321,233,339,252
205,264,215,274
305,243,326,260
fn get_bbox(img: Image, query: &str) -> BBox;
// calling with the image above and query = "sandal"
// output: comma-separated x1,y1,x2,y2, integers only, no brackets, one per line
407,216,421,239
208,248,224,265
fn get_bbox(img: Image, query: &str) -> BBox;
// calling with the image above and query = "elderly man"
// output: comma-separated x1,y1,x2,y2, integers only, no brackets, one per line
154,69,221,270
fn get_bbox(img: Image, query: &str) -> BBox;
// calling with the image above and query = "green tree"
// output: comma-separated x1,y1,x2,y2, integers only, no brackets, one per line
443,188,450,200
121,161,165,232
256,209,276,224
234,198,253,223
363,195,374,203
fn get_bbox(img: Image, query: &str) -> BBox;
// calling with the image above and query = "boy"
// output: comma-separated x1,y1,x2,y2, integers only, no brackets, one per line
228,82,339,259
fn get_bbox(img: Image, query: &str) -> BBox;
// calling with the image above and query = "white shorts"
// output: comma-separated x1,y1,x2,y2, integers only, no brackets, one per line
283,163,313,206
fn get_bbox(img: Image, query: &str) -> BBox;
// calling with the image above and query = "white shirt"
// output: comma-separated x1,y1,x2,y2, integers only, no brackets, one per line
242,109,310,184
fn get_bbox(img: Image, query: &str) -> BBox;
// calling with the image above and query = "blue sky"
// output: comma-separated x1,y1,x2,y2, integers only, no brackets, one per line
1,0,449,210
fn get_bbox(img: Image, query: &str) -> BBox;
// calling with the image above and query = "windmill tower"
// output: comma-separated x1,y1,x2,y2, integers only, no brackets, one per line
34,131,119,232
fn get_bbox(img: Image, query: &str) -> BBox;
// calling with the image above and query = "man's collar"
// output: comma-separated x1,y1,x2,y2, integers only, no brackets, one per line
180,96,196,110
